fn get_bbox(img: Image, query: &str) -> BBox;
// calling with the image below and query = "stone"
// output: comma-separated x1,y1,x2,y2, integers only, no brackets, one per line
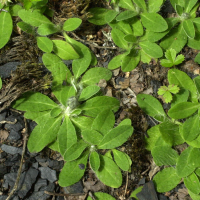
0,163,7,178
39,167,57,183
63,181,84,194
5,115,24,132
1,144,22,155
8,129,21,141
34,179,47,191
0,62,21,78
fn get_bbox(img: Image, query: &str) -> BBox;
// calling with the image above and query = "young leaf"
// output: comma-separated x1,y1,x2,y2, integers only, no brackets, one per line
36,37,53,53
71,116,94,131
98,125,133,149
112,149,130,171
116,10,137,21
159,121,184,146
81,67,112,86
137,94,167,122
17,22,35,35
58,116,77,156
133,0,147,12
64,140,89,162
63,18,82,31
58,150,89,187
140,13,168,32
88,8,110,25
50,107,62,118
181,115,200,142
139,41,163,58
183,19,195,39
152,146,179,166
109,19,133,34
42,53,72,86
52,40,80,60
27,115,62,152
37,23,60,36
81,129,103,145
130,186,143,200
105,10,118,23
91,109,115,136
184,172,200,194
108,54,124,70
184,0,198,13
95,155,122,188
118,0,135,10
12,92,58,112
0,12,12,49
125,17,143,36
18,9,52,27
121,50,140,72
87,192,116,200
160,23,187,53
175,4,183,16
168,102,200,119
176,146,196,177
153,167,181,192
89,151,100,171
79,85,100,101
0,77,2,89
168,68,198,102
188,148,200,168
124,34,137,43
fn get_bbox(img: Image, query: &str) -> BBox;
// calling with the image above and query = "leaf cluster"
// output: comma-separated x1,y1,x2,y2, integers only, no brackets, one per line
137,69,200,198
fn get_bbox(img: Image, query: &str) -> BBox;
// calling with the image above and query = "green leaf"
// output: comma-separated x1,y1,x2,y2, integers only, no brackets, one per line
188,30,200,50
37,23,60,35
105,10,119,23
91,109,115,136
28,115,62,152
88,8,109,25
168,102,200,119
133,0,147,12
159,121,184,146
17,21,35,35
50,107,62,118
10,4,22,16
193,17,200,33
12,92,57,112
176,146,196,177
124,34,137,43
64,34,92,79
63,18,82,31
87,192,116,200
118,0,135,10
58,150,89,187
81,129,103,145
130,186,143,199
112,149,130,171
111,28,129,49
152,146,179,166
160,23,187,53
42,53,72,86
48,139,59,152
125,17,143,36
188,189,200,200
81,67,112,86
36,37,53,53
153,167,181,192
64,140,89,161
52,40,79,60
183,20,195,39
121,50,140,72
181,115,200,142
175,4,183,16
95,155,122,188
195,52,200,64
98,125,133,149
137,94,167,122
79,85,100,101
147,0,163,13
188,148,200,168
194,76,200,97
116,10,137,21
89,151,100,171
171,88,189,107
140,13,168,32
71,116,94,131
118,118,132,126
168,68,198,102
18,9,52,27
58,116,77,156
0,12,12,49
145,125,161,151
24,110,50,124
139,41,163,58
108,54,124,70
184,172,200,194
184,0,198,13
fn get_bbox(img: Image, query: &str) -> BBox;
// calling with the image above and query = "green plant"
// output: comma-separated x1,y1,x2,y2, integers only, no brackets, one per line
158,84,180,103
195,52,200,64
160,49,185,67
160,0,200,53
0,77,2,90
137,68,200,199
87,192,116,200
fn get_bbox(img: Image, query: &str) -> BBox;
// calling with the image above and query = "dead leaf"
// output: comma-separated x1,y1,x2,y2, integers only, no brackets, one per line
149,160,160,180
0,130,9,142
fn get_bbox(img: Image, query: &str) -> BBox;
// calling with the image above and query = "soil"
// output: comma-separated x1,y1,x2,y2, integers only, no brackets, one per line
0,0,200,200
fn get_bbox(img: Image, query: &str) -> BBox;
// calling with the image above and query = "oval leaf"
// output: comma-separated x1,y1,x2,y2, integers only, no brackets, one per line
81,129,103,145
37,23,60,36
184,172,200,194
89,151,100,171
79,85,100,101
116,10,137,21
36,37,53,53
183,20,195,39
63,18,82,31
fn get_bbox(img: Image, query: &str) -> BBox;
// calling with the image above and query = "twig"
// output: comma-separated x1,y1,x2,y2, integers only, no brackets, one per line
141,165,151,175
0,119,17,124
88,191,96,200
70,32,118,49
6,118,28,200
123,171,129,199
44,191,85,197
